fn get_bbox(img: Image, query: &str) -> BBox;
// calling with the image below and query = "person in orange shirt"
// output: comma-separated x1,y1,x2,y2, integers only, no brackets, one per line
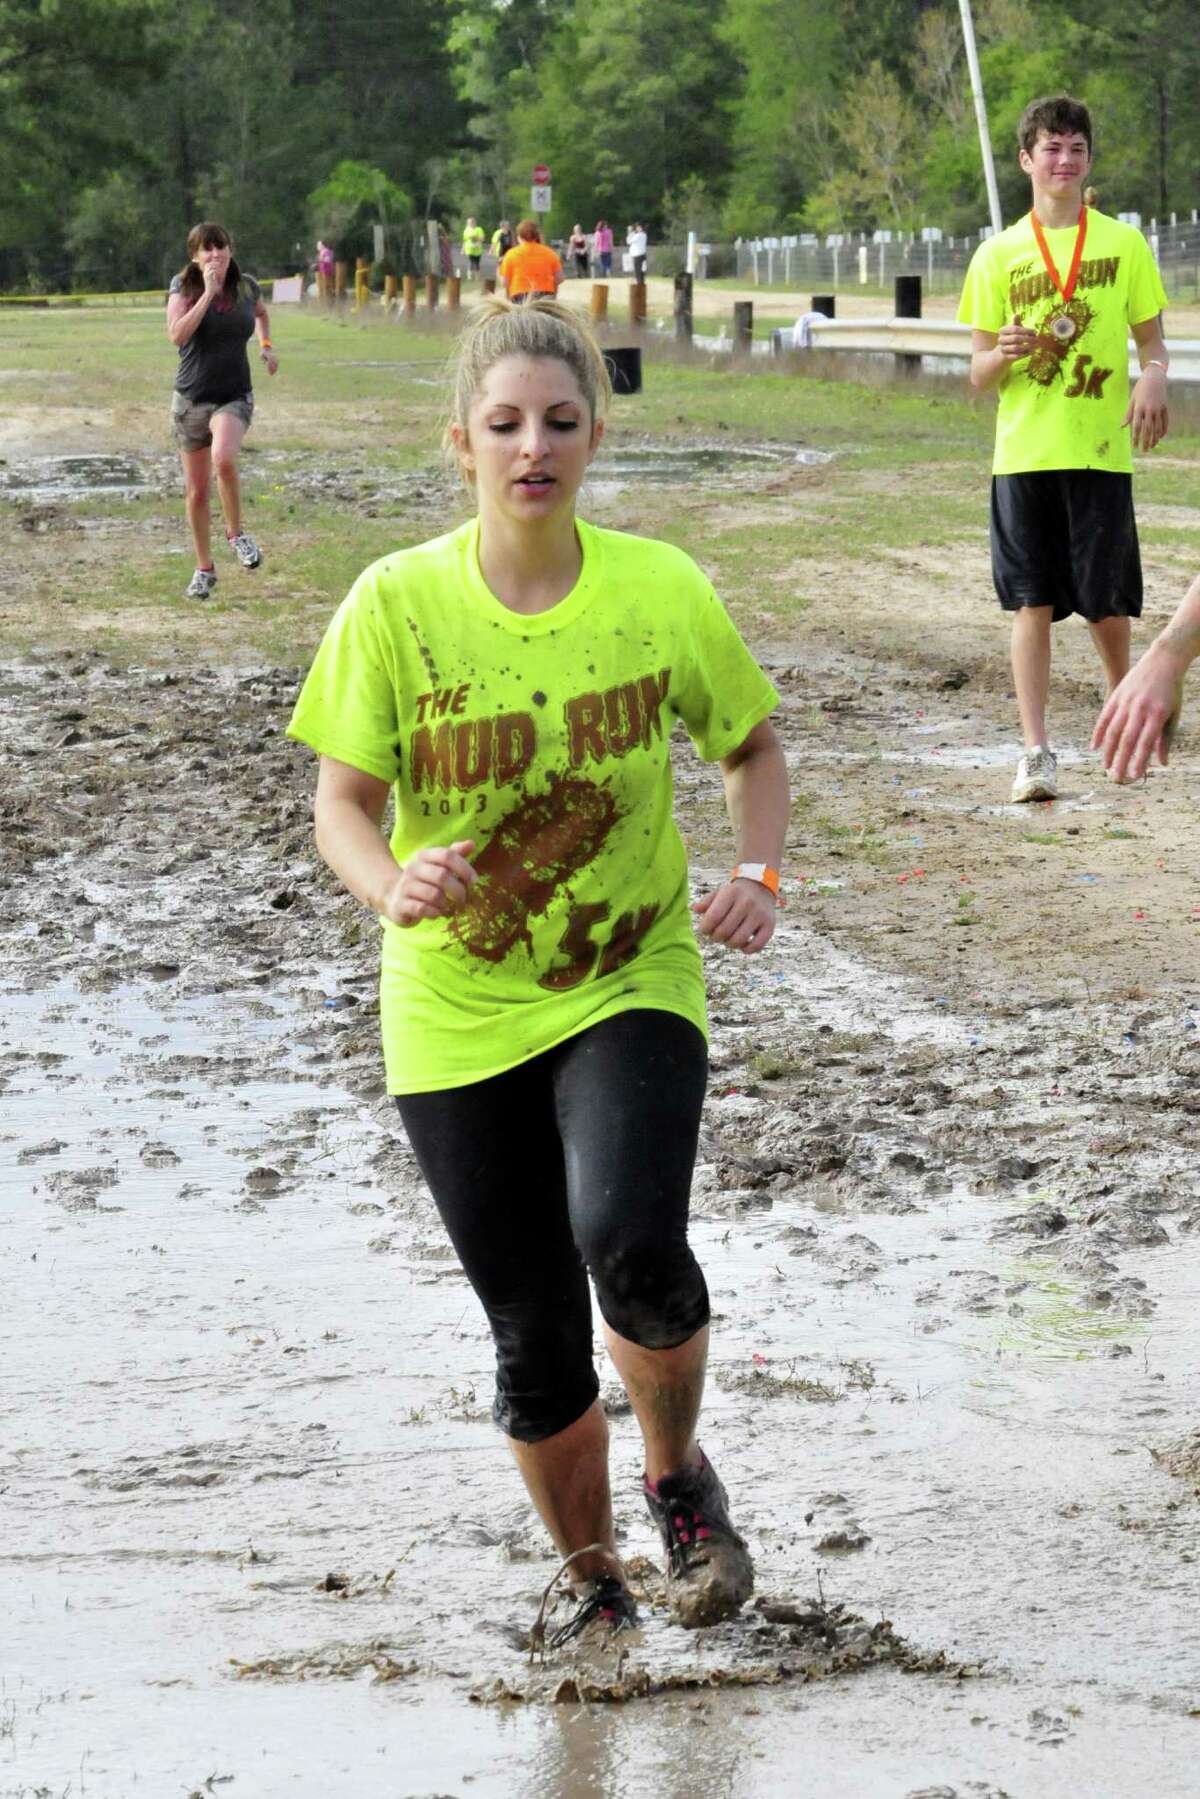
499,219,563,302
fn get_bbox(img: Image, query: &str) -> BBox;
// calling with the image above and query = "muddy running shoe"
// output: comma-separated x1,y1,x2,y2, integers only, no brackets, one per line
1011,745,1058,803
227,530,262,569
644,1451,754,1628
546,1574,639,1649
185,566,217,600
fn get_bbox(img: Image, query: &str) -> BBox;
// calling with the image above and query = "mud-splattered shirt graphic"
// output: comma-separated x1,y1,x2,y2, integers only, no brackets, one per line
287,518,778,1093
958,210,1168,476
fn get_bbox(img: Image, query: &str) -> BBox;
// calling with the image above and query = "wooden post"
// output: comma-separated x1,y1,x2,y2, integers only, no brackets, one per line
425,274,439,310
384,274,398,304
733,300,754,355
629,281,647,327
590,283,609,324
354,257,369,309
673,271,693,346
447,275,461,310
316,270,328,306
401,275,416,318
894,274,922,377
334,261,347,303
811,294,836,318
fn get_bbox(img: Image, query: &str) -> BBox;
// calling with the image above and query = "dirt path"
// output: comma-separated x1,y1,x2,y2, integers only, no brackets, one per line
4,630,1200,1794
4,346,1200,1792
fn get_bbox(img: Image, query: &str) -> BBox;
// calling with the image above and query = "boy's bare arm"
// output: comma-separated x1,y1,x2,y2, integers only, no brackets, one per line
969,324,1039,392
1125,315,1169,451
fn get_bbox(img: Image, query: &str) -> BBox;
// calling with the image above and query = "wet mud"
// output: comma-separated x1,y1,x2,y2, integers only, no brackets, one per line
4,562,1200,1791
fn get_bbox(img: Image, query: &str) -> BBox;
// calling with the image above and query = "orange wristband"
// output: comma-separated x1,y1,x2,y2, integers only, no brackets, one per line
731,862,781,899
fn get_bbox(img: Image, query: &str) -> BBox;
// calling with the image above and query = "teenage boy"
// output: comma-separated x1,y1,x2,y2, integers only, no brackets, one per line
958,95,1169,802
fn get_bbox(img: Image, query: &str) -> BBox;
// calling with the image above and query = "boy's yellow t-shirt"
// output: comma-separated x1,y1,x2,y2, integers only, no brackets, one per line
287,519,778,1094
957,210,1168,475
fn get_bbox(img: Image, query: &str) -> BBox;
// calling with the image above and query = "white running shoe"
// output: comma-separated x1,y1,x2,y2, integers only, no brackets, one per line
1011,745,1058,803
228,530,262,569
185,566,218,600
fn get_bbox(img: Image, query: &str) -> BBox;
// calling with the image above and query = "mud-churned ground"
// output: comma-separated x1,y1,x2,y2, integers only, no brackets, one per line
4,311,1200,1797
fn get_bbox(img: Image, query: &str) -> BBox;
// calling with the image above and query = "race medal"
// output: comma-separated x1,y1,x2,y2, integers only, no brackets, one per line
1030,206,1088,314
1051,315,1077,343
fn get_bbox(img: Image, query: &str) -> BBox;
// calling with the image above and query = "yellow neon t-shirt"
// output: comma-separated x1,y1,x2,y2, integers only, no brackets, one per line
287,519,778,1094
957,210,1168,475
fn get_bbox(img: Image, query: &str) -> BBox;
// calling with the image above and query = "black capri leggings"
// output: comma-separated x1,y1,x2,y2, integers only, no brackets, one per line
395,1008,710,1443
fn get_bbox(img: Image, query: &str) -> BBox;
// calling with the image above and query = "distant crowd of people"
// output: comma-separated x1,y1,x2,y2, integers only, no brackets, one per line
458,217,649,296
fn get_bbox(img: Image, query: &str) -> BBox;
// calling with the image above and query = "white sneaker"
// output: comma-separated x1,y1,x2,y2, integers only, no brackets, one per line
228,530,262,569
1011,745,1058,803
185,566,217,600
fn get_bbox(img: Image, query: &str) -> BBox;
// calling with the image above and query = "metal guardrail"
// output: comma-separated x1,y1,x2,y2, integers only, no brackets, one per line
767,316,1200,383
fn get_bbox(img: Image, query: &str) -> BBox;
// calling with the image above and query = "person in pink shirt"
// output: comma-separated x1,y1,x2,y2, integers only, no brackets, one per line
593,219,613,277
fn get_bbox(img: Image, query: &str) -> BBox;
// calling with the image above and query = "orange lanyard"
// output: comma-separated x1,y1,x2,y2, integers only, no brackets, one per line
1029,207,1088,303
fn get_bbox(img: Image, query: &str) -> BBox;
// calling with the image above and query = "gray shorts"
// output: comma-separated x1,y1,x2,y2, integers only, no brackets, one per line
171,392,254,452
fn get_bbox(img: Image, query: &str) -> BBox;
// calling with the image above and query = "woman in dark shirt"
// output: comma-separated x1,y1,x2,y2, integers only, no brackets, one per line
166,222,277,600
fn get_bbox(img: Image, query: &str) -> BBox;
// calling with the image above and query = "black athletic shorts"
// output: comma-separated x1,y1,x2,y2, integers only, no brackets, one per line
989,470,1143,624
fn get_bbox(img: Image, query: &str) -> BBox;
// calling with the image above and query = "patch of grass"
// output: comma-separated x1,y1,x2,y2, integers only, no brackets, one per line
749,1049,807,1079
813,814,893,866
717,1363,844,1402
2,305,1194,668
1103,826,1139,840
841,1358,876,1392
952,889,980,926
1137,463,1200,506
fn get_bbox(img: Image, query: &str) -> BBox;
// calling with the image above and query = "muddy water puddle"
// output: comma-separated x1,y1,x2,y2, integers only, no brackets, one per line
0,454,154,503
5,952,1200,1798
584,442,804,501
4,653,1200,1794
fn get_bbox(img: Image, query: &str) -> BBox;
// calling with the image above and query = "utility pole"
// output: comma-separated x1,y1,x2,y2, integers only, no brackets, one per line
958,0,1003,234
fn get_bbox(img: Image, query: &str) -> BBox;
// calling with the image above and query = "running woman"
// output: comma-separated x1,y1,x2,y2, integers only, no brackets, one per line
287,298,789,1645
166,222,278,600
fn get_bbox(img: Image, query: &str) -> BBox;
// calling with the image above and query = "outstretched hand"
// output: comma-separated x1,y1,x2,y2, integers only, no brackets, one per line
382,840,477,926
1092,650,1184,782
693,878,778,955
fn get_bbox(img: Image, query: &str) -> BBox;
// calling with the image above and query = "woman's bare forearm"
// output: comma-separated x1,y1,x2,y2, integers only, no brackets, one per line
722,729,790,868
167,289,216,347
314,794,402,916
1154,572,1200,667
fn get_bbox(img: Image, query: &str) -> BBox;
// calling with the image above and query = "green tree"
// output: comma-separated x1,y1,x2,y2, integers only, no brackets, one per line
1085,0,1200,218
307,160,412,261
0,0,164,287
448,1,579,222
808,61,922,230
506,0,736,238
718,0,843,234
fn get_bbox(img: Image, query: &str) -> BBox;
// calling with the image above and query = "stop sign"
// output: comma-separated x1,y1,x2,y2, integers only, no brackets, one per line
532,164,551,185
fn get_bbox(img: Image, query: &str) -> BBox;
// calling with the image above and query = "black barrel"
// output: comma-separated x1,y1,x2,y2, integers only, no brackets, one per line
604,346,643,395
